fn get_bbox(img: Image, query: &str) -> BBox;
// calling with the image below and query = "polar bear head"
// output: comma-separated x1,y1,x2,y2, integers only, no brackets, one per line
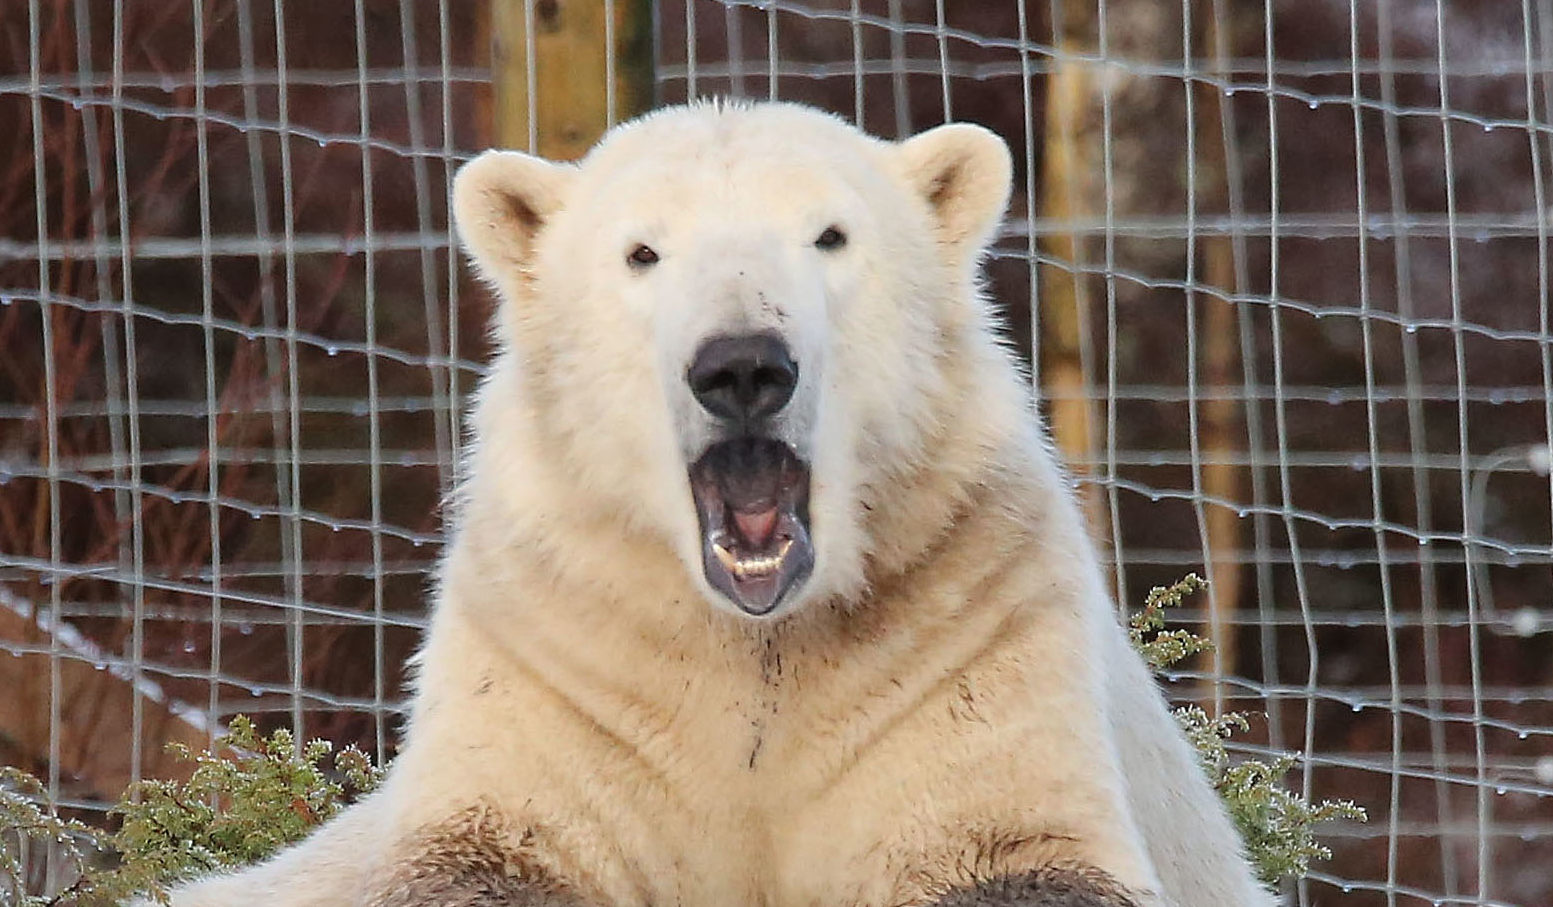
453,102,1014,621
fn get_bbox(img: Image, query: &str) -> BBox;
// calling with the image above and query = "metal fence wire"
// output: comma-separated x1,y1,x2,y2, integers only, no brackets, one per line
2,1,1552,905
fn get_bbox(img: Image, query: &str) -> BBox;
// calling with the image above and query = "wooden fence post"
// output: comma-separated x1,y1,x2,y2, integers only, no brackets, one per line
1039,4,1107,543
1040,3,1245,684
1195,1,1245,709
489,0,654,159
0,596,211,797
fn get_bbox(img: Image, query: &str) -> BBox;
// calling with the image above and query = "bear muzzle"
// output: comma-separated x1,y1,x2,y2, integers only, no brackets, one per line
688,438,813,617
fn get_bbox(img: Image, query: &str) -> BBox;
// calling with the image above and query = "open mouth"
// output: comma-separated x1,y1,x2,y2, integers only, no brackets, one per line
689,438,813,616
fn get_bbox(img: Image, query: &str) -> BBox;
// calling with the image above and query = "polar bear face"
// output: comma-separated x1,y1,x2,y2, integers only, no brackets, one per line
453,103,1011,620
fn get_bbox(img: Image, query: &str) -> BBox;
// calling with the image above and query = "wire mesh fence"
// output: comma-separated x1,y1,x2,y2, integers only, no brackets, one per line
2,1,1551,905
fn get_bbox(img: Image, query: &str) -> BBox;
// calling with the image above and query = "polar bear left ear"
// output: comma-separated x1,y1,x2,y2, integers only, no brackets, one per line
452,149,576,274
897,122,1013,261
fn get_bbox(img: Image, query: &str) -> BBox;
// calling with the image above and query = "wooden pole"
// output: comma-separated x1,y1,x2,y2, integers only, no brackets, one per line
490,0,654,159
1038,7,1106,531
1040,4,1238,663
0,600,209,796
1195,2,1245,707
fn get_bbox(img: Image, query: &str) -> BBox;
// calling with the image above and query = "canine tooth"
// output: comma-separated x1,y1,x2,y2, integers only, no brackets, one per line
713,544,738,573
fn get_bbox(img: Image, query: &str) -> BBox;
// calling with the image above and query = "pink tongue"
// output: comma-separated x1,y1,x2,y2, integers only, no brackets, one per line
733,507,779,548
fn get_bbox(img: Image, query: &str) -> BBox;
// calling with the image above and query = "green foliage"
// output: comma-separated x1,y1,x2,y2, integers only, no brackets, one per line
3,576,1364,900
1174,707,1366,885
115,715,382,895
2,766,121,906
1127,573,1215,672
1,716,381,905
1131,574,1367,886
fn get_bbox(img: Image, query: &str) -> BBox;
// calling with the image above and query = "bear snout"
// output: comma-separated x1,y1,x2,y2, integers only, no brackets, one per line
687,333,798,426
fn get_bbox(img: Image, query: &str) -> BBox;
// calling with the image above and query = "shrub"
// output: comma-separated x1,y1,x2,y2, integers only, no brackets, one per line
1129,574,1366,885
2,717,380,905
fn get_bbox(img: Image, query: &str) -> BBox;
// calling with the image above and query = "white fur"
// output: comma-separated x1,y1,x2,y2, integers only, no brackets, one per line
150,102,1273,907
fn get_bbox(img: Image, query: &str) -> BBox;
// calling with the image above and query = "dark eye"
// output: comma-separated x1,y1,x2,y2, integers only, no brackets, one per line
628,244,660,267
814,226,847,250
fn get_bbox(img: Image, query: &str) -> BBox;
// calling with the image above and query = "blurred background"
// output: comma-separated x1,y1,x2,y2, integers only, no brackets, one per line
2,1,1551,903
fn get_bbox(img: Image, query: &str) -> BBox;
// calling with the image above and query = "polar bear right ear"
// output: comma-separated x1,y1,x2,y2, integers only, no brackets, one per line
452,149,576,272
897,122,1013,262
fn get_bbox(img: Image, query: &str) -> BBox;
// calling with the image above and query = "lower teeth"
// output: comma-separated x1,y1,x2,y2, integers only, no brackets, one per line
713,538,794,581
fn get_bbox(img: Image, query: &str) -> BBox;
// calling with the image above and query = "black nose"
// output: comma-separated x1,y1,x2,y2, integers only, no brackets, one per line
688,334,798,424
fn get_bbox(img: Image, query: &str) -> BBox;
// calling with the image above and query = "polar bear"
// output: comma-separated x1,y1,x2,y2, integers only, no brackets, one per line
153,102,1274,907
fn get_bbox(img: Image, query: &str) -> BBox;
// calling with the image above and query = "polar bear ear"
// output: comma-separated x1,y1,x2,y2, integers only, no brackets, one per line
452,149,576,272
897,123,1013,261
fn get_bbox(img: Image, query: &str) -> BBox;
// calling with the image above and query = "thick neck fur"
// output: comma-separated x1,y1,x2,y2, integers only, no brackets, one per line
421,292,1083,782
